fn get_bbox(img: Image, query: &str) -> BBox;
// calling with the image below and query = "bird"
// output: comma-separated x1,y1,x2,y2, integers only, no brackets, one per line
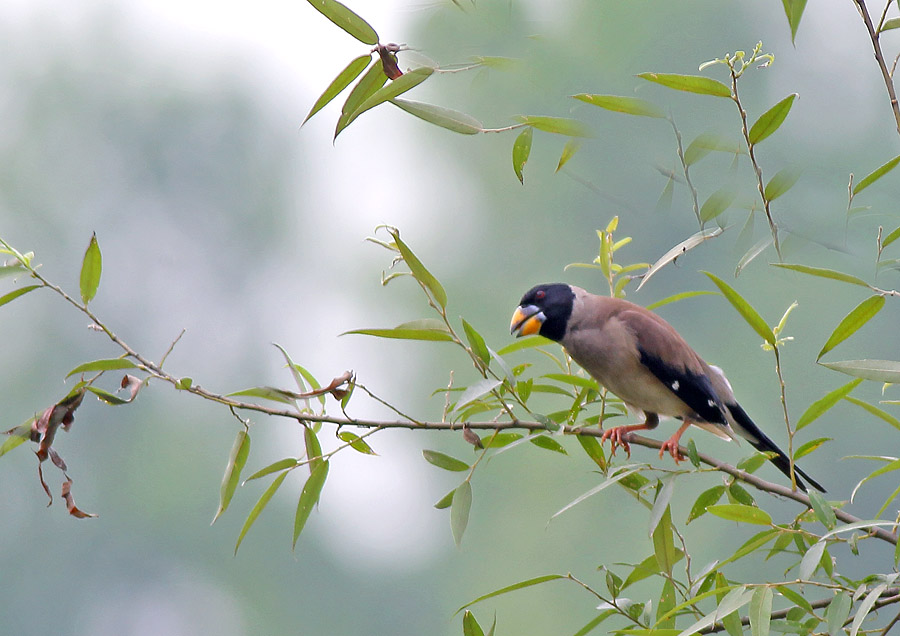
509,282,825,492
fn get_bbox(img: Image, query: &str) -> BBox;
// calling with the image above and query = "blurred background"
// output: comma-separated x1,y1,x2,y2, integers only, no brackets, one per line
1,0,899,634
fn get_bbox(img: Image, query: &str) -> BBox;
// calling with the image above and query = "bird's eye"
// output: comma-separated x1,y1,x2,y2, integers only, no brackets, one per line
535,290,545,300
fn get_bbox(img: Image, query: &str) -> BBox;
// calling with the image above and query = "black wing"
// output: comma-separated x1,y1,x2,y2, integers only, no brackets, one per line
638,348,727,424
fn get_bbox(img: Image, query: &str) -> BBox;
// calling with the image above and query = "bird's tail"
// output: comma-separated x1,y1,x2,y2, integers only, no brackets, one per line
725,402,826,493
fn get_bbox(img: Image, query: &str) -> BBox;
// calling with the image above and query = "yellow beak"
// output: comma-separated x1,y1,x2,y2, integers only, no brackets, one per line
510,305,544,337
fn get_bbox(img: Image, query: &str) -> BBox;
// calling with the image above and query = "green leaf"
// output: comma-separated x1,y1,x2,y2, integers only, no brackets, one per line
342,67,434,130
772,263,871,287
455,378,502,412
227,386,297,404
423,449,470,472
462,610,485,636
649,478,676,536
334,60,387,138
817,295,885,360
390,98,483,134
434,488,454,509
798,539,824,579
388,228,447,309
646,290,717,311
303,55,371,124
677,587,754,636
577,434,607,470
825,592,851,636
706,503,773,526
234,471,287,555
853,153,900,194
459,574,564,612
703,272,775,345
881,16,900,31
637,72,731,97
79,232,102,305
684,132,738,166
304,426,323,474
820,359,900,383
749,94,797,145
214,430,250,524
462,319,491,366
451,480,472,547
293,459,329,549
542,373,599,391
781,0,808,42
573,611,617,636
480,432,522,448
795,378,863,430
0,284,40,309
764,166,802,201
652,505,677,575
882,224,900,250
512,126,533,184
793,437,831,460
657,578,677,630
337,431,377,455
513,115,591,137
529,435,567,455
750,587,773,636
807,490,837,530
245,458,298,482
551,467,643,519
700,187,737,222
573,93,665,118
687,485,725,524
556,138,581,172
86,385,130,405
637,227,724,292
496,335,554,355
342,326,454,342
844,395,900,431
66,358,137,378
305,0,378,44
0,421,32,458
851,584,888,636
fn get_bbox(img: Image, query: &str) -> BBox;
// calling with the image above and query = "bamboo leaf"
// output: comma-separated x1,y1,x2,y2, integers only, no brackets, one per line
706,503,772,526
703,272,775,345
388,227,448,308
817,295,885,360
343,67,434,129
342,326,454,342
637,72,731,98
843,396,900,431
458,574,565,612
245,458,298,482
234,471,287,555
303,55,371,124
749,94,797,145
637,228,724,292
686,485,725,524
305,0,378,44
337,431,377,455
881,16,900,31
793,437,831,460
79,232,102,305
781,0,808,43
551,467,643,519
646,290,717,310
556,138,581,172
764,166,802,201
882,224,900,250
455,378,503,412
66,358,137,378
451,480,472,547
462,610,485,636
684,132,739,166
0,284,40,309
573,93,665,118
462,319,491,366
213,430,251,523
700,187,737,222
391,98,483,134
772,263,871,288
853,153,900,194
529,435,567,455
334,59,387,138
820,359,900,383
795,378,862,430
514,115,591,137
423,450,470,472
293,460,329,549
512,126,533,184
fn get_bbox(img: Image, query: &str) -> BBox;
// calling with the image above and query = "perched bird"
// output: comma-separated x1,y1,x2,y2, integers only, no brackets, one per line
510,283,825,492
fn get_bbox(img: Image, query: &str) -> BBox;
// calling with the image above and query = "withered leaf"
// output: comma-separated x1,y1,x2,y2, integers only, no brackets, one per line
62,478,97,518
376,43,403,80
462,425,483,449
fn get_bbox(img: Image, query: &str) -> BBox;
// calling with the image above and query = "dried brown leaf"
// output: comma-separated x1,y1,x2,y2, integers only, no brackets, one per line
62,478,97,518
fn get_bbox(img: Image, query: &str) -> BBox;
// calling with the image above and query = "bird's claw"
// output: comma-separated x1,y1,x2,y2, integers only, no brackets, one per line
600,427,633,459
659,439,684,463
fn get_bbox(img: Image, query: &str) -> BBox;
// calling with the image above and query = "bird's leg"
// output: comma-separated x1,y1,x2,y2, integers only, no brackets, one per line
659,420,692,463
600,413,659,458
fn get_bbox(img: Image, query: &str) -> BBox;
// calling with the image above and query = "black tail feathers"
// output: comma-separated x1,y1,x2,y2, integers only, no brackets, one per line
726,402,826,493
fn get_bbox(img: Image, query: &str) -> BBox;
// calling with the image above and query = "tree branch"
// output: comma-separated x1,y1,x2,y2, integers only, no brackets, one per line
853,0,900,137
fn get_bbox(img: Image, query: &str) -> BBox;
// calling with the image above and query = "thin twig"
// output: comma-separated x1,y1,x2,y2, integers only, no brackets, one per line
853,0,900,137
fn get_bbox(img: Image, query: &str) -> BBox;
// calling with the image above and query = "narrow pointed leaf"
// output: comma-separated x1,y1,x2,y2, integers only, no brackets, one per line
808,490,837,529
391,98,483,134
798,539,825,579
646,290,717,310
462,610,485,636
706,503,772,525
556,138,581,172
234,471,287,555
649,478,676,536
529,435,567,454
686,485,725,524
735,237,774,277
0,284,40,309
818,295,884,360
684,132,738,166
764,166,802,201
227,386,297,404
293,460,329,549
455,378,502,411
793,437,831,460
334,60,387,138
0,421,31,458
86,386,130,405
882,16,900,31
79,233,102,305
749,587,773,636
703,272,775,345
514,115,591,137
434,488,455,509
781,0,807,42
512,126,533,184
825,592,851,636
637,72,731,97
772,263,871,287
551,467,642,519
337,431,376,455
496,335,554,355
573,94,665,118
343,67,434,129
450,480,472,546
305,0,378,44
796,378,863,430
304,426,323,474
458,574,564,612
342,327,454,341
853,154,900,194
749,94,797,145
882,224,900,250
700,187,737,222
820,359,900,383
844,395,900,431
388,228,447,308
303,55,371,124
214,430,250,523
423,450,470,472
245,458,298,482
652,505,677,575
462,319,491,365
66,358,137,378
637,228,723,291
850,584,887,636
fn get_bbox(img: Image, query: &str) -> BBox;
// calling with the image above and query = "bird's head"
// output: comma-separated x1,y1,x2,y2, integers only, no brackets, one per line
510,283,575,342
